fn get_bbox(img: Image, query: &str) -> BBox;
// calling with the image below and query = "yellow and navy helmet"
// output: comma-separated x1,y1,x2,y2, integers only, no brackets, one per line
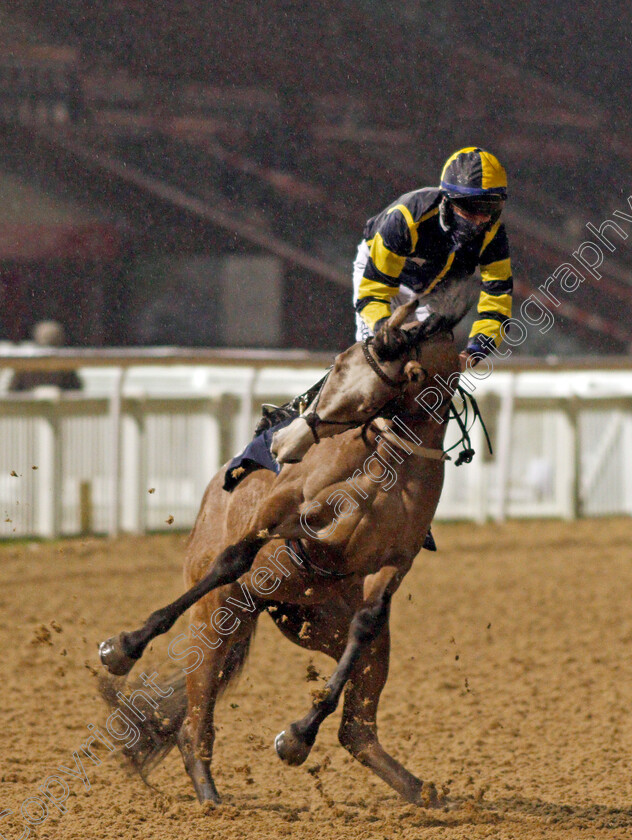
440,147,508,204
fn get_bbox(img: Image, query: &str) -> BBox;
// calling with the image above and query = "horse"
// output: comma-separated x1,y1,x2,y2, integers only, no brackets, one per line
98,299,461,808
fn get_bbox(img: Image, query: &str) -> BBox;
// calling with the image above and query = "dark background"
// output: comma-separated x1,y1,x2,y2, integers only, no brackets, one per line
1,1,631,355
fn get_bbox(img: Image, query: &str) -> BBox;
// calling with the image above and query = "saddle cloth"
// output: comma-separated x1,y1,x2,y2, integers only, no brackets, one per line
223,416,296,492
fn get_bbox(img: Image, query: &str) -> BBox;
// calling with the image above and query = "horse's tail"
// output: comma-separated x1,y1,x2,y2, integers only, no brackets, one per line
98,668,187,779
217,630,255,694
97,631,256,780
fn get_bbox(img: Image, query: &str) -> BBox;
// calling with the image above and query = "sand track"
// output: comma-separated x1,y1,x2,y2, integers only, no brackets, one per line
1,518,632,839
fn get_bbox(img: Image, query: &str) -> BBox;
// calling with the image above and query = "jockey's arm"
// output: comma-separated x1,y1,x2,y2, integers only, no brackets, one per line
465,222,513,363
355,208,413,333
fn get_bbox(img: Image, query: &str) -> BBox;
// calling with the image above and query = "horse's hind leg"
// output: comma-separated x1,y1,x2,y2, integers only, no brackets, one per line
274,565,402,767
177,591,260,804
99,535,265,676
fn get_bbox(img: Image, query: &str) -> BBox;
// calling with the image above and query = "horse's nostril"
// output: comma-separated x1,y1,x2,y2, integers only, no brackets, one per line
359,401,380,414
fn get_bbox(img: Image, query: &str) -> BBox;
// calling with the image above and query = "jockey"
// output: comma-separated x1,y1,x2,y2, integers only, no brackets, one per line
354,146,512,369
255,147,512,433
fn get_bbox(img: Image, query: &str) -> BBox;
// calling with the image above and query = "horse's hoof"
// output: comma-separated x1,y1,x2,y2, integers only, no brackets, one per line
274,726,313,766
98,634,137,676
418,781,443,809
196,781,222,806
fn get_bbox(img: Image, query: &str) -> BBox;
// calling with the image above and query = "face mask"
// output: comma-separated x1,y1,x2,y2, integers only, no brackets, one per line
440,196,498,249
449,211,488,248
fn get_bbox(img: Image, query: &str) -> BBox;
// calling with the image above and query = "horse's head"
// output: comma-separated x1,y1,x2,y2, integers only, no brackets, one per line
271,299,460,464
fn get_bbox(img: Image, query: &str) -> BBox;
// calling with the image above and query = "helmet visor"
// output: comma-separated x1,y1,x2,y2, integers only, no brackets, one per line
450,195,505,215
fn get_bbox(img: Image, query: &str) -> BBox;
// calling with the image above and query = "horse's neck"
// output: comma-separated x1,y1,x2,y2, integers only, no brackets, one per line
375,408,449,454
384,379,453,451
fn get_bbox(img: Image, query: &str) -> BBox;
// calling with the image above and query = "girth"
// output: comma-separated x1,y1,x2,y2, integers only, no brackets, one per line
286,539,354,581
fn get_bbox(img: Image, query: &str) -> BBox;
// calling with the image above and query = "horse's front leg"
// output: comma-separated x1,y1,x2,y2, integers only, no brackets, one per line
99,535,266,676
274,563,404,767
337,622,440,806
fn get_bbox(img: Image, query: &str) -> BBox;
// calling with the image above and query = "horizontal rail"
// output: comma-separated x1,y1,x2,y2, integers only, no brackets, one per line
0,346,631,372
0,346,336,371
0,363,631,538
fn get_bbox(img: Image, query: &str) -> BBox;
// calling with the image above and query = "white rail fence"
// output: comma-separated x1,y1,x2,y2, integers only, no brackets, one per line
0,349,630,538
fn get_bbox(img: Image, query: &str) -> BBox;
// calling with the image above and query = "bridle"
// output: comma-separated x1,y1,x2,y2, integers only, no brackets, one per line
360,338,407,389
287,325,491,469
301,337,419,445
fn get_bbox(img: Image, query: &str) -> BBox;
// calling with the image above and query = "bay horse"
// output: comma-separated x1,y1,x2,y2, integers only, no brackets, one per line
98,299,461,808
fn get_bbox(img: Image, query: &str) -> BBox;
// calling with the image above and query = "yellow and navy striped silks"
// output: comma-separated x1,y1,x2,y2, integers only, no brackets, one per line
440,147,508,198
469,221,513,352
354,187,512,352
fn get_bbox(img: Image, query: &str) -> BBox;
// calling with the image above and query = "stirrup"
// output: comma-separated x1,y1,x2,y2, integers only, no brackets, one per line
253,373,329,438
253,404,297,437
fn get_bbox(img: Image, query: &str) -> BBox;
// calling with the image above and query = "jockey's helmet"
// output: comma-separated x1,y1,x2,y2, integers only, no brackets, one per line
439,148,507,247
440,147,507,216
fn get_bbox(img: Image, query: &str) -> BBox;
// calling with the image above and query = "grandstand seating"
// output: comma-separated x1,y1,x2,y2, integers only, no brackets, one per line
3,2,631,353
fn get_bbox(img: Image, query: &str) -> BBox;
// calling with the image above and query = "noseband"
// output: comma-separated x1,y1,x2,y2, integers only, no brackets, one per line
301,338,414,444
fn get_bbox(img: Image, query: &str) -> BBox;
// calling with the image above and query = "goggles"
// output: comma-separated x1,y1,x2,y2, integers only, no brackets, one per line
450,196,505,215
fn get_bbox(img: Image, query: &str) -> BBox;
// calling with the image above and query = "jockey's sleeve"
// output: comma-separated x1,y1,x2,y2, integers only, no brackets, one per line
355,205,414,331
467,222,513,355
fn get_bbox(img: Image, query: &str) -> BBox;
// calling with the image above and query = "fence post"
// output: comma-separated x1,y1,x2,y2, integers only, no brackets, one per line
200,398,220,491
234,368,258,454
473,394,489,524
493,375,515,522
560,397,580,519
108,368,125,537
622,400,632,515
120,396,146,534
36,394,61,538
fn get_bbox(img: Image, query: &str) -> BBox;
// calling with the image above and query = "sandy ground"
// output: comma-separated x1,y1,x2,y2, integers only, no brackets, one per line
1,517,632,839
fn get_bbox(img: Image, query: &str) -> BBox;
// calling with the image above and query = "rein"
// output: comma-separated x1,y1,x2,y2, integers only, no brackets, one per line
446,386,493,465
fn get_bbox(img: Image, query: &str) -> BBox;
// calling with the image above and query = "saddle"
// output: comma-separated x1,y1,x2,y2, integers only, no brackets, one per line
223,414,297,492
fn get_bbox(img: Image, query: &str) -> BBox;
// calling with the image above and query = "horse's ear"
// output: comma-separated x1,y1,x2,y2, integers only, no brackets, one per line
386,297,418,329
404,360,426,383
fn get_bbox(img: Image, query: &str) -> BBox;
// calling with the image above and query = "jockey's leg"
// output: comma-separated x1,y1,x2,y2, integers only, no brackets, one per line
352,239,374,342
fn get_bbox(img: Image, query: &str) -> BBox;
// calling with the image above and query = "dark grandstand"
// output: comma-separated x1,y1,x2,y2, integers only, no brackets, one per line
1,1,631,354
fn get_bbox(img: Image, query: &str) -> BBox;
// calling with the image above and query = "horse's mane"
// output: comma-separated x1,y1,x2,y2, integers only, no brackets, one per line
404,313,459,346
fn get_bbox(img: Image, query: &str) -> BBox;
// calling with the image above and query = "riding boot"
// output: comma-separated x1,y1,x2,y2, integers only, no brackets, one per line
253,403,300,437
253,373,330,437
